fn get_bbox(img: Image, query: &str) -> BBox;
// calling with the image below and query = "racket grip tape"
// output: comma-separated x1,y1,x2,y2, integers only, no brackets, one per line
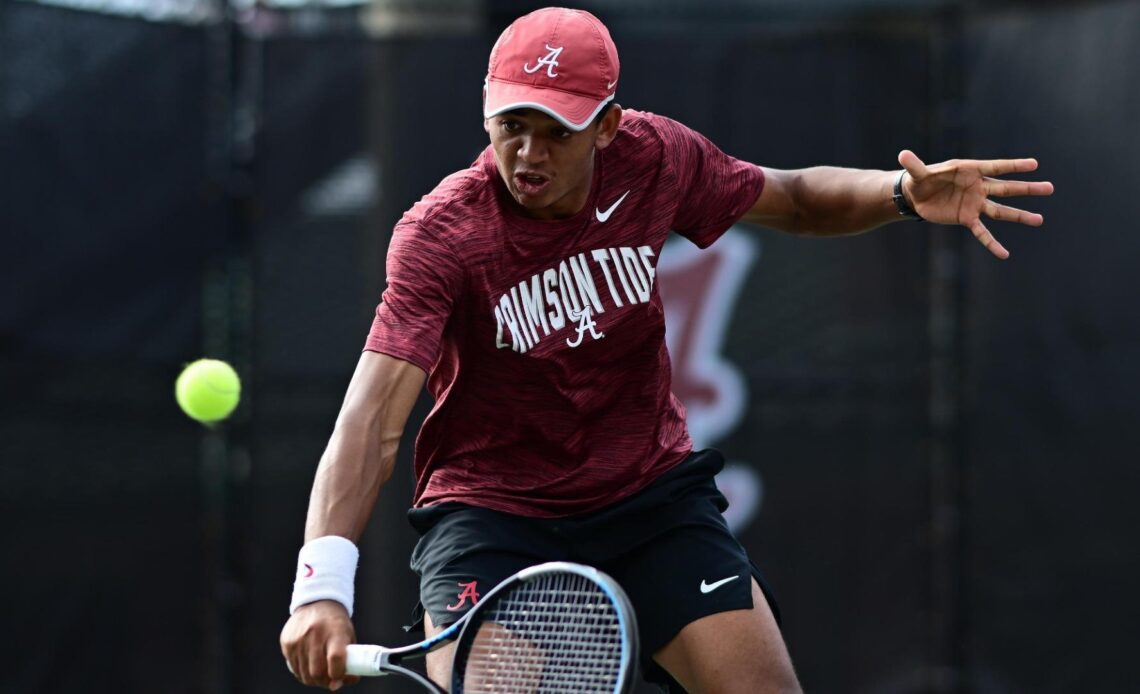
345,645,387,677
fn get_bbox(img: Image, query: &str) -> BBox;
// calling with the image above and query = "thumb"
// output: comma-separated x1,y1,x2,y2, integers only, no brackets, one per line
897,150,927,181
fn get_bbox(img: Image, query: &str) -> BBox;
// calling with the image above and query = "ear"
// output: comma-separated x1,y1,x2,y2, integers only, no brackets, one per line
593,104,623,150
484,118,491,134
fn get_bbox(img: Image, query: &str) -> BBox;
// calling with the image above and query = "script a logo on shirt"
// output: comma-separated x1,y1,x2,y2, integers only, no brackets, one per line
494,245,657,353
565,306,604,347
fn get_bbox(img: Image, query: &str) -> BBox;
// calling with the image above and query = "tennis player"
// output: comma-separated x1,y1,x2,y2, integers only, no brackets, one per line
280,7,1052,692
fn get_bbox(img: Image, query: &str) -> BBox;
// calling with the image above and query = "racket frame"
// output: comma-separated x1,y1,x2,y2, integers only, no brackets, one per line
449,561,640,694
346,561,639,694
345,617,467,692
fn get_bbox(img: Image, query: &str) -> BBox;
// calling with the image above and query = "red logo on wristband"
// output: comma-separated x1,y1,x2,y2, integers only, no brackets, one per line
446,581,480,611
303,563,314,578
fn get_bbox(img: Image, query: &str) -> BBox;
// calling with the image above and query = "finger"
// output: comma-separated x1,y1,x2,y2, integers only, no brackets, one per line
284,639,308,685
295,645,313,686
327,640,349,691
984,200,1044,227
969,217,1009,259
308,642,329,688
280,642,297,679
898,149,928,181
985,178,1055,198
978,158,1038,177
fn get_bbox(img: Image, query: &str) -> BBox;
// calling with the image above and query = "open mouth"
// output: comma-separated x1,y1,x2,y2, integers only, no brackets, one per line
514,172,551,197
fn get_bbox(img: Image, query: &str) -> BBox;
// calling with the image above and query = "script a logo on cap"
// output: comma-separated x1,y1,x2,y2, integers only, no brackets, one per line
523,44,563,78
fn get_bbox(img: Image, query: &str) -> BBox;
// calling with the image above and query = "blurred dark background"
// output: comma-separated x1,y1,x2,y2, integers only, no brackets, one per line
3,0,1138,692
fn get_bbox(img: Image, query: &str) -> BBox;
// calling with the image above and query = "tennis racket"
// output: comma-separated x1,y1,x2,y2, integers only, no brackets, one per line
346,561,639,693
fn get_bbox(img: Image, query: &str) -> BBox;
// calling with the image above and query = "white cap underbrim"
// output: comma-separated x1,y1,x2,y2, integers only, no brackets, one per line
483,77,615,132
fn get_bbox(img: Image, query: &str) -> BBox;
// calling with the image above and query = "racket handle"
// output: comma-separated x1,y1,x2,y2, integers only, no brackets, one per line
345,644,388,677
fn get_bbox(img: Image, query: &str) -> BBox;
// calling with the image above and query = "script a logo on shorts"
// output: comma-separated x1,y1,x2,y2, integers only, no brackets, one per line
523,45,563,78
446,581,481,611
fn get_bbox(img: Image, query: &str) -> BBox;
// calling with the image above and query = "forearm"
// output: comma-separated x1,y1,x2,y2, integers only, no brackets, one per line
303,408,399,542
302,351,425,543
745,166,902,236
787,166,901,235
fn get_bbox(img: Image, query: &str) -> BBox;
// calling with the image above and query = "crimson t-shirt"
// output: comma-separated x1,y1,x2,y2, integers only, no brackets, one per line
365,110,764,517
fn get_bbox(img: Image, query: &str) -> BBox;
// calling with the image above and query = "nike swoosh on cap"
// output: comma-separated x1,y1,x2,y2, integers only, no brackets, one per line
699,575,740,594
595,190,631,222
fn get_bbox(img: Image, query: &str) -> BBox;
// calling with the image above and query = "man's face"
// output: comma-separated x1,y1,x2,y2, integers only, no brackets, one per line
485,107,621,220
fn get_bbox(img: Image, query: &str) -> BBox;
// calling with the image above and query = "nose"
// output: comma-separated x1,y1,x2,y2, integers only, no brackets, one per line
517,135,548,164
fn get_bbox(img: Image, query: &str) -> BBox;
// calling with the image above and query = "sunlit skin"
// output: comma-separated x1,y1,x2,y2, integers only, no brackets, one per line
484,106,623,220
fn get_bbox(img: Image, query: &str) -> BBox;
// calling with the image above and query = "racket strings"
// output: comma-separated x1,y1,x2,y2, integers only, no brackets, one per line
458,572,626,693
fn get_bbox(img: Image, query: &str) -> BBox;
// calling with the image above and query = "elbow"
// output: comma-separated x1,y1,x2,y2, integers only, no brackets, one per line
785,171,816,234
744,170,809,234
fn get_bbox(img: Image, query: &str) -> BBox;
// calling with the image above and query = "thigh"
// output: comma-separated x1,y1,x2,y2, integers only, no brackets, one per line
420,550,544,689
423,610,457,690
606,516,757,660
410,507,564,689
654,577,800,694
411,506,562,630
600,488,791,691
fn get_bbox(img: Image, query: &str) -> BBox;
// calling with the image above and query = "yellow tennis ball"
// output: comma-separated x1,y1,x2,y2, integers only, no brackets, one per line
175,359,241,423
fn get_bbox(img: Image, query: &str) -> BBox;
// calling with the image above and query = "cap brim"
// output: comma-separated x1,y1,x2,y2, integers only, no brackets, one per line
483,78,613,132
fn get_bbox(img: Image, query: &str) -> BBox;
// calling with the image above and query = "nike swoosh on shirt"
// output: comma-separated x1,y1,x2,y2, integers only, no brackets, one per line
595,190,631,222
699,575,740,594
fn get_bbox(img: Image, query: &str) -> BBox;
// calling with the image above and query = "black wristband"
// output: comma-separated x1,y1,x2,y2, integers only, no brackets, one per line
893,170,923,221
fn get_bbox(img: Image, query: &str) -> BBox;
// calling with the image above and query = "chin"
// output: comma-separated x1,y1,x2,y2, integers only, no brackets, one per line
514,191,551,210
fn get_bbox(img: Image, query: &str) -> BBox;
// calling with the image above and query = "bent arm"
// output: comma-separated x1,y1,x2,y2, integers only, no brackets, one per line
741,166,899,236
304,350,426,542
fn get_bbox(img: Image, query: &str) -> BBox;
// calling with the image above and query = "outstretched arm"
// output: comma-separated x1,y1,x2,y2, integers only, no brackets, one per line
281,350,426,691
741,150,1054,259
303,351,425,542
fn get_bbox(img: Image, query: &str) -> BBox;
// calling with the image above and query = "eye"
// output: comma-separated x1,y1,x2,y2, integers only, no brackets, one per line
551,127,571,140
501,119,522,133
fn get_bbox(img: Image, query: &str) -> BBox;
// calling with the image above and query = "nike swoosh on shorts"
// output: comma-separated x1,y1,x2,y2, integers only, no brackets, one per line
699,575,740,594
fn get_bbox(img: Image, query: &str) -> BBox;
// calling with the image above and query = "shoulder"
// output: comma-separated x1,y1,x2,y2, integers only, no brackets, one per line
607,109,702,166
616,109,697,144
399,146,500,243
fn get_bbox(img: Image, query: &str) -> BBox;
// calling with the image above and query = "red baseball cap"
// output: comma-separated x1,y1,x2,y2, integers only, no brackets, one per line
483,7,620,132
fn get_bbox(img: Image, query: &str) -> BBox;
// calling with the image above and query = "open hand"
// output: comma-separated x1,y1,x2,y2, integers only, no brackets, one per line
899,150,1054,259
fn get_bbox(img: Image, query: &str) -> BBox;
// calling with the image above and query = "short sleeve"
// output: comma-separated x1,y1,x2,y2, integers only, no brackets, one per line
654,115,765,249
364,221,464,374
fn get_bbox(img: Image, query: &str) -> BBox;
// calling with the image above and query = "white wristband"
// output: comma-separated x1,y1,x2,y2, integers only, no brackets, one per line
289,535,360,617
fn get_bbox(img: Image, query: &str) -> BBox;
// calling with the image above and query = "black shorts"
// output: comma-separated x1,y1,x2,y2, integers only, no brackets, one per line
406,448,781,687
